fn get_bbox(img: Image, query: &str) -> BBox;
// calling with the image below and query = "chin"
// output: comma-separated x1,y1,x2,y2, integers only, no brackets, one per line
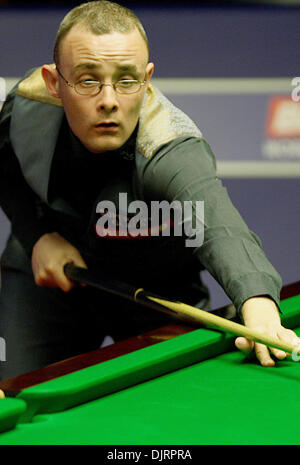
85,138,124,154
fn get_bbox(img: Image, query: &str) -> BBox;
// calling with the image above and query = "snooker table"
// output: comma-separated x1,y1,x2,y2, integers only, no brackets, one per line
0,281,300,446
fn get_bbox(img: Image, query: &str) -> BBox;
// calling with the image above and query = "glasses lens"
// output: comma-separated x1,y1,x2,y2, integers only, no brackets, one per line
75,82,100,96
74,81,143,95
116,81,141,94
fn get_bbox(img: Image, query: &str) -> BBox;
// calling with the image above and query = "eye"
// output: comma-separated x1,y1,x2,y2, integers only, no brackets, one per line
78,79,99,87
117,79,139,88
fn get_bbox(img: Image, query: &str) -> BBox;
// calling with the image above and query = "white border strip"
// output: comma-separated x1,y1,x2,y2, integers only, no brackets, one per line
217,161,300,178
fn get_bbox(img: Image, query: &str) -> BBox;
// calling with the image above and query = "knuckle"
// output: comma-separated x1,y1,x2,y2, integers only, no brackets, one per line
44,263,56,274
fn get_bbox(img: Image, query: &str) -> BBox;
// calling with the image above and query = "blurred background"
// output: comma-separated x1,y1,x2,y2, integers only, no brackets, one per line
0,0,299,309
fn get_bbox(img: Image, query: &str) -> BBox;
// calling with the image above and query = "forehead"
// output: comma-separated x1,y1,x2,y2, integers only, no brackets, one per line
59,24,149,72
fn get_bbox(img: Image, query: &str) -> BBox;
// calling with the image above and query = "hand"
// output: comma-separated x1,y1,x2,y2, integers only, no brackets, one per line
235,296,300,367
32,232,87,292
0,390,4,399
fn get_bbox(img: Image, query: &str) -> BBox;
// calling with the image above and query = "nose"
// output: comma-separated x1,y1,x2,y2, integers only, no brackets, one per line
96,84,119,113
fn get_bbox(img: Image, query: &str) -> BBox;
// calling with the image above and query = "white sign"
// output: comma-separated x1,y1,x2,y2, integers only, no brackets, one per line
0,78,6,102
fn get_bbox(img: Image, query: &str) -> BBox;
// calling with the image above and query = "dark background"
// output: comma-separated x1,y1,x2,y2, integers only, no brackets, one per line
1,1,300,77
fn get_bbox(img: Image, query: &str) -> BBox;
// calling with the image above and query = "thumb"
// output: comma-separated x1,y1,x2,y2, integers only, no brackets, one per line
235,336,254,355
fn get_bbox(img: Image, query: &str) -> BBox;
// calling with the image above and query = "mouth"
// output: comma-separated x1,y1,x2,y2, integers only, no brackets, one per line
95,121,119,128
94,121,120,133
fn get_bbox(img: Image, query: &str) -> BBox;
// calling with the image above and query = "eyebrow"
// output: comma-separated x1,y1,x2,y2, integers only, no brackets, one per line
72,63,139,74
117,64,139,74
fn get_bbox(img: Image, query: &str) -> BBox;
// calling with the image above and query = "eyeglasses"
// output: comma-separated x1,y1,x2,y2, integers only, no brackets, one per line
56,67,146,96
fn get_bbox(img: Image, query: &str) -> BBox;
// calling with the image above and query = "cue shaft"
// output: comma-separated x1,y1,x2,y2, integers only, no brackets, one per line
147,295,300,356
64,264,300,357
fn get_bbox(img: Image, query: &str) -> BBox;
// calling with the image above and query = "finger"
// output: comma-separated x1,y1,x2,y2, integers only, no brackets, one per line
255,342,275,367
280,328,300,347
236,336,286,364
235,336,254,355
273,329,300,360
266,328,300,361
35,266,75,292
59,279,76,293
56,269,76,293
269,346,287,360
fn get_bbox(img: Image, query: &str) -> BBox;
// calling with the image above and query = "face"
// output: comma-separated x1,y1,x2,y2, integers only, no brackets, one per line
52,25,154,154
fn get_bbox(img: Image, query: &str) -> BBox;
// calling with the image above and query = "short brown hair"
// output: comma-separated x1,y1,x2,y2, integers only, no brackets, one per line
53,1,149,65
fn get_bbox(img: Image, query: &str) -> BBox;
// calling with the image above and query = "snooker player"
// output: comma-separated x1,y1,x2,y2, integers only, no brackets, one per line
0,1,299,382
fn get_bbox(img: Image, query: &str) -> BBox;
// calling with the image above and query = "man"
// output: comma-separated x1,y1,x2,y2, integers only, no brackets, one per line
0,1,298,381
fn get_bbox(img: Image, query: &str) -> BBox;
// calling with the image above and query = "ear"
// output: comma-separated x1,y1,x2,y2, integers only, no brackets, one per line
145,62,154,89
41,64,61,99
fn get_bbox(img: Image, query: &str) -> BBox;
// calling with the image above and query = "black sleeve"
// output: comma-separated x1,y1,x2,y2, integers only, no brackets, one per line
142,136,282,313
0,89,55,257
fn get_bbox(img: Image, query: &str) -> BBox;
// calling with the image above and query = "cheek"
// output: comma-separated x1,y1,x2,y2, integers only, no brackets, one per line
125,97,144,125
63,98,91,132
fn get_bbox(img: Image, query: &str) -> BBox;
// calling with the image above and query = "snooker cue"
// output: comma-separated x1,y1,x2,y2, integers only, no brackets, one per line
64,263,300,357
